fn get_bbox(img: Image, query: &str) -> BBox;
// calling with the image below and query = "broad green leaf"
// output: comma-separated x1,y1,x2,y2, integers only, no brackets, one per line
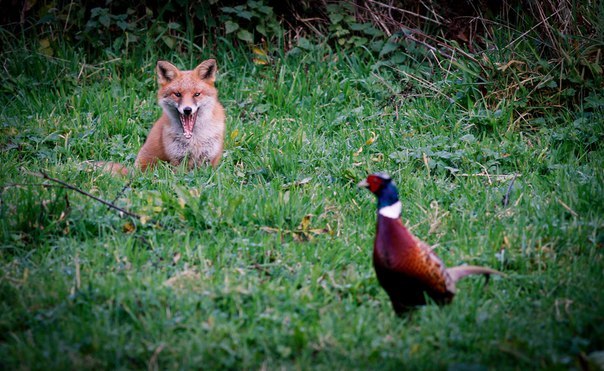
236,10,253,20
162,35,175,49
379,42,398,57
297,37,313,50
256,24,266,36
225,20,239,34
237,29,253,43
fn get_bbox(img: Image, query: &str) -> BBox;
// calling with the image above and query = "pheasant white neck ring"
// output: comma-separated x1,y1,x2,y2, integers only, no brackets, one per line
378,201,402,219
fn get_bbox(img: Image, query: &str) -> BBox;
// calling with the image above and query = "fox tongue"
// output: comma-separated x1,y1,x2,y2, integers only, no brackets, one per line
180,112,196,139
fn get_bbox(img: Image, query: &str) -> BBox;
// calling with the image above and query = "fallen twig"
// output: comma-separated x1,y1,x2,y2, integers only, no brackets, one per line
476,162,493,185
556,198,578,218
501,173,519,207
455,173,519,181
110,178,133,210
29,170,142,219
1,182,70,190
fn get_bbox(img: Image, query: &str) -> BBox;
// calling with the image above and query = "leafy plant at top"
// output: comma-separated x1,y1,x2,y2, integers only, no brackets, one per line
220,0,282,44
326,2,384,49
82,6,139,51
18,4,150,58
325,0,604,137
370,28,436,81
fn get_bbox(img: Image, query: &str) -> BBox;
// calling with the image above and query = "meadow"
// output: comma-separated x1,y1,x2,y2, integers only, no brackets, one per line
1,10,603,369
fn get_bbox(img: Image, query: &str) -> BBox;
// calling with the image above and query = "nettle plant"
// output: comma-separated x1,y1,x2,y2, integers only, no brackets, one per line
83,5,190,53
221,0,282,43
326,2,384,49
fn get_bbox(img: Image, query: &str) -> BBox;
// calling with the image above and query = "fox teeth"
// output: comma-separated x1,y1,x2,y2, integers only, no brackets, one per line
179,111,197,139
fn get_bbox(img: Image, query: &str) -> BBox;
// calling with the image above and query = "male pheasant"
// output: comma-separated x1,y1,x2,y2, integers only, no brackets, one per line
359,172,503,315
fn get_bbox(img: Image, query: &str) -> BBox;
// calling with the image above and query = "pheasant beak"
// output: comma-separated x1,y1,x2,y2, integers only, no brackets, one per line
357,179,369,188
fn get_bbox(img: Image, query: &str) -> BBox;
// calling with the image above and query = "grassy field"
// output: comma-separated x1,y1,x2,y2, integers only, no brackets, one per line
1,31,603,369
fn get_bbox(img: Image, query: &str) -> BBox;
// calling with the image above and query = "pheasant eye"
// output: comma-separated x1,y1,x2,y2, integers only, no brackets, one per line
194,92,200,97
174,92,181,97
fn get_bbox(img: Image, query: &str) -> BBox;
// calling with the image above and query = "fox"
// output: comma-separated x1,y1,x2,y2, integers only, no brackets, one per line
94,59,225,175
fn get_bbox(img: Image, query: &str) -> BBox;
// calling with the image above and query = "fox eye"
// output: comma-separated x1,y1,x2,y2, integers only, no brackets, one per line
174,92,181,97
194,92,200,97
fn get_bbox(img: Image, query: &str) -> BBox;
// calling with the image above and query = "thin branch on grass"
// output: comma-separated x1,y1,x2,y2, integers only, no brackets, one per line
291,8,326,38
76,58,121,80
389,66,462,107
366,2,392,37
501,173,518,207
110,178,133,210
147,343,166,371
364,0,442,25
476,162,493,185
505,7,564,50
556,198,579,218
398,28,483,67
419,0,445,23
29,170,142,219
1,183,71,190
455,173,519,181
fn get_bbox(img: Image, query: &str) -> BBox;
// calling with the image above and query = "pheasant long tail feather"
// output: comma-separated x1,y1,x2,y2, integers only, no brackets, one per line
446,265,505,284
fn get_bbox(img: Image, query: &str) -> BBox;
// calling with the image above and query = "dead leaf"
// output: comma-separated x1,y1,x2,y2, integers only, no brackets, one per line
252,45,270,65
252,46,268,57
297,214,313,231
122,221,135,233
260,226,280,234
253,58,268,65
365,131,377,145
496,59,525,72
38,38,53,56
282,177,312,189
163,269,201,290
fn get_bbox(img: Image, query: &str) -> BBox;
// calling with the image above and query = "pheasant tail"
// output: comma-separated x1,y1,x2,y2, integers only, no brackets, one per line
446,265,504,284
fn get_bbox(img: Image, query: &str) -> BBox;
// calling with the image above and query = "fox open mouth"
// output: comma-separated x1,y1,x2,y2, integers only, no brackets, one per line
179,111,198,139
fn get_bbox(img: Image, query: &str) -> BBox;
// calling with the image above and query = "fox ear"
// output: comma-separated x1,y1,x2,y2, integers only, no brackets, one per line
156,61,180,85
195,59,217,83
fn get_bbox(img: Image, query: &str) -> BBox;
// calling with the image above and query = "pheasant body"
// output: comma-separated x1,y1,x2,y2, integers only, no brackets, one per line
359,172,502,315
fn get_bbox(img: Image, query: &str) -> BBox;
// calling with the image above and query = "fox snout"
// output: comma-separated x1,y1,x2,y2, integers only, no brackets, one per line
178,104,196,115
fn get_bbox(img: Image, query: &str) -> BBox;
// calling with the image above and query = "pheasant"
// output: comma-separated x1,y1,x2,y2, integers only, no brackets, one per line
359,172,503,315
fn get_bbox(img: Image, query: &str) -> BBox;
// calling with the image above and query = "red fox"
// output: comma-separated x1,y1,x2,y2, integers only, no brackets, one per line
95,59,225,175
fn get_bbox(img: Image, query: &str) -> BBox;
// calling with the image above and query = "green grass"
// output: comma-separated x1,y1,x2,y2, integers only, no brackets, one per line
1,33,603,370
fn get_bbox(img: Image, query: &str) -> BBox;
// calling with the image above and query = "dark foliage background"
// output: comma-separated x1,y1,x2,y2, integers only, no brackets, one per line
3,0,602,125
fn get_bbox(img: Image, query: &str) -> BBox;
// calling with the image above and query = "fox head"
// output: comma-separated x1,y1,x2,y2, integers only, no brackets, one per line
156,59,218,139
